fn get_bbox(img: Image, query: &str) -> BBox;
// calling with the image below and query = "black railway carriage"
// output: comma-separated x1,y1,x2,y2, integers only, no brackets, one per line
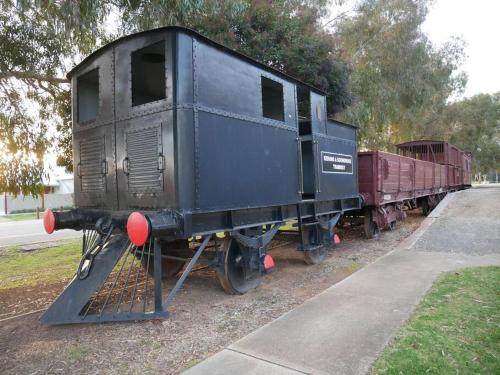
42,27,361,324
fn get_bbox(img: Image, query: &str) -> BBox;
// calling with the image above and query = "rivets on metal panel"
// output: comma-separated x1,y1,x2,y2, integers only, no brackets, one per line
194,108,200,209
193,39,198,104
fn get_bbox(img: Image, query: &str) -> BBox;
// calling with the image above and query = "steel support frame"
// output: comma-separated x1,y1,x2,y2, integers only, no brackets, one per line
149,235,212,318
297,207,342,252
225,224,282,275
86,235,211,322
162,235,210,310
231,223,282,249
41,234,211,325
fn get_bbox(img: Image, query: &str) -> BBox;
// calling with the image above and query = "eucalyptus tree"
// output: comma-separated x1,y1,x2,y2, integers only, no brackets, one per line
439,93,500,176
335,0,466,150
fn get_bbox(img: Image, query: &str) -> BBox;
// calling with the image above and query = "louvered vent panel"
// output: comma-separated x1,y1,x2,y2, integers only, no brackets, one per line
80,137,105,192
127,127,162,192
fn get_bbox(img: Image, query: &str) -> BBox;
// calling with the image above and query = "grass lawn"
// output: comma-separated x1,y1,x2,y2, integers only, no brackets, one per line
372,266,500,375
0,240,81,289
4,212,40,221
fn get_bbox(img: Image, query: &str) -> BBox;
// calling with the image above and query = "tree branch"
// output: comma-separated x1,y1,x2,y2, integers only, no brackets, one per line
0,71,69,84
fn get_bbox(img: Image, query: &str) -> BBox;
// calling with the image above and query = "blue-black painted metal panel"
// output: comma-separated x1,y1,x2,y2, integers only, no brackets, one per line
115,111,176,210
71,49,115,130
113,30,173,121
72,47,117,210
193,41,297,129
175,33,194,105
195,111,300,210
326,120,357,140
113,31,175,210
73,123,118,210
314,127,358,201
174,108,196,210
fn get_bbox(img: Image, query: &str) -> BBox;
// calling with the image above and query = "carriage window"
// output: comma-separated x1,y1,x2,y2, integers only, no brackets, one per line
77,68,99,123
131,41,166,106
261,77,284,121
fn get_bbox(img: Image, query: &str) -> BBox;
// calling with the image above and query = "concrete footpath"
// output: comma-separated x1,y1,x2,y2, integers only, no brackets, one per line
184,186,500,375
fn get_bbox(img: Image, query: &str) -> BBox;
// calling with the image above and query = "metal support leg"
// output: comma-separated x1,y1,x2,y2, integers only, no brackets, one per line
162,235,211,310
318,212,342,234
153,238,163,313
296,204,304,249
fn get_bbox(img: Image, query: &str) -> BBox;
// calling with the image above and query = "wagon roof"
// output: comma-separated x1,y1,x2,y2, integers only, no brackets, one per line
397,140,460,149
396,140,449,146
397,140,470,155
67,26,326,95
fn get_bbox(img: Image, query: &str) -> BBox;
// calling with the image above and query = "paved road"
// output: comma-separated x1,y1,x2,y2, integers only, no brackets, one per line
184,186,500,375
0,219,82,247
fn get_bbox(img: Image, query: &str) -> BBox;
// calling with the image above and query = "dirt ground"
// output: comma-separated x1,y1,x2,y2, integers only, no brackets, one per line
0,211,424,375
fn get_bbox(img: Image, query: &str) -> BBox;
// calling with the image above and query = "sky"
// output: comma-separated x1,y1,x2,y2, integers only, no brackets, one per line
422,0,500,98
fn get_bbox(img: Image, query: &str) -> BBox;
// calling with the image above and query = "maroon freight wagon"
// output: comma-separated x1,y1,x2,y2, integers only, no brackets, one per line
356,140,472,238
357,150,448,238
396,140,472,187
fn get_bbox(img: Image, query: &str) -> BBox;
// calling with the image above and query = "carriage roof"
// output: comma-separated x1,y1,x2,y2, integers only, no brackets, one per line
67,26,326,95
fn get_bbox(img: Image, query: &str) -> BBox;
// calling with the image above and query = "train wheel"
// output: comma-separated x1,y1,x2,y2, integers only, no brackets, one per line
364,212,380,239
303,246,327,265
216,237,261,295
139,240,187,279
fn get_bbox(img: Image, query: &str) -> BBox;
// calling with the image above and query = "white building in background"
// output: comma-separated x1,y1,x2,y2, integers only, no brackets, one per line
43,166,74,194
0,167,74,215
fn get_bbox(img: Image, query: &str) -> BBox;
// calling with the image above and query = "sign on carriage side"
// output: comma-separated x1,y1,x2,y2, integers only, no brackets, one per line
321,151,353,174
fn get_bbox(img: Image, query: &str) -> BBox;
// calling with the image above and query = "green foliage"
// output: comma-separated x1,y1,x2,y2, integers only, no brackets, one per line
54,89,73,172
372,266,500,375
434,93,500,175
335,0,467,150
